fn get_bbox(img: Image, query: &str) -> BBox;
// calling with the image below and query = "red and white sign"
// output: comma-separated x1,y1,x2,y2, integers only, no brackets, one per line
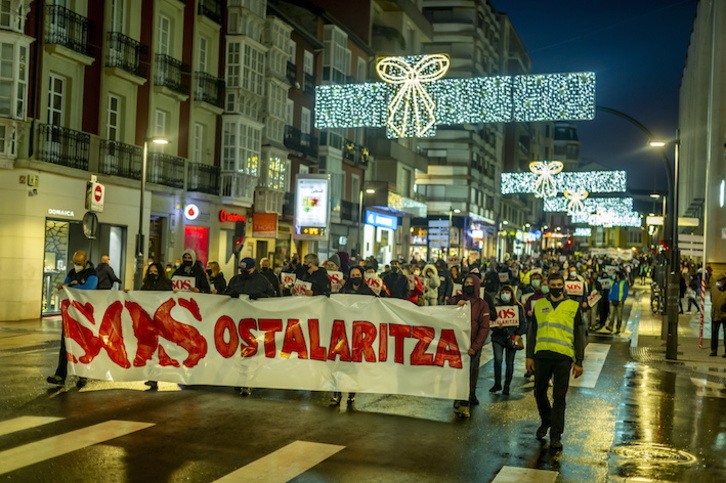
86,181,105,213
453,283,462,296
565,280,584,297
493,306,520,328
184,204,200,221
292,279,312,296
447,257,461,266
281,272,296,286
406,275,415,290
605,265,618,277
58,290,471,399
498,272,510,283
328,271,344,293
598,278,611,290
219,210,245,223
587,290,602,307
253,213,277,238
364,274,383,295
171,276,196,292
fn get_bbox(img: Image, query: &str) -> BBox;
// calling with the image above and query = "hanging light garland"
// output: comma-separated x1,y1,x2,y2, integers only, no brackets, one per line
529,161,564,198
563,189,589,214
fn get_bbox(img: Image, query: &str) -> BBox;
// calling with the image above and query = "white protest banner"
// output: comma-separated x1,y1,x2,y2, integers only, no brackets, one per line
171,276,196,293
453,283,462,296
598,278,611,290
521,292,533,307
364,273,383,295
587,290,602,307
292,280,312,296
328,271,344,293
280,272,296,286
58,290,471,399
498,272,509,283
565,280,584,297
493,306,519,328
605,265,618,277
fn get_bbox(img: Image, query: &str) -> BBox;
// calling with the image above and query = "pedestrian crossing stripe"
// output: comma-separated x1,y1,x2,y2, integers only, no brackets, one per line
0,420,155,475
570,343,610,388
492,466,558,482
0,416,63,438
213,440,345,483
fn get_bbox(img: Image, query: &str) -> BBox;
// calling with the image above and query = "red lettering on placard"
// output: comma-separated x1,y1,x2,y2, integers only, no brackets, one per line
61,299,131,368
434,329,463,368
379,323,388,362
389,324,412,364
153,298,208,367
410,326,435,366
308,319,327,360
215,316,239,358
328,319,351,362
258,319,282,357
238,318,258,357
351,321,377,363
281,319,308,359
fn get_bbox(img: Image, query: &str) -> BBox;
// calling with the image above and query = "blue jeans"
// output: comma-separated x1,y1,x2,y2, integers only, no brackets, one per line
492,340,517,387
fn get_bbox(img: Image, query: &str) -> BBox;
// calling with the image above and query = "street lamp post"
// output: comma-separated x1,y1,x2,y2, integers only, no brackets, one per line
134,132,168,290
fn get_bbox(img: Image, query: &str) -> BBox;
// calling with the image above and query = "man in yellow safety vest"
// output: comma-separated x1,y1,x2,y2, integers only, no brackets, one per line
525,272,586,452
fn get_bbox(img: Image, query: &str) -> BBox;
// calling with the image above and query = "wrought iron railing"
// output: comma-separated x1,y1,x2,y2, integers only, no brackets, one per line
106,32,147,78
148,152,184,188
38,124,90,170
194,72,225,108
284,125,318,157
198,0,223,24
45,5,94,57
187,162,220,194
286,61,297,85
303,73,315,95
99,140,142,179
154,54,190,96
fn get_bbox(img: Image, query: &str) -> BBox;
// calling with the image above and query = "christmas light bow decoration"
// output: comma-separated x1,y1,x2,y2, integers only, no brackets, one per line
563,189,589,214
376,54,450,138
529,161,564,198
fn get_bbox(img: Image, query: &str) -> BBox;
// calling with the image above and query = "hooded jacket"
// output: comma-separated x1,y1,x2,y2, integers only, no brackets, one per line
448,275,491,352
340,267,377,296
423,264,440,301
491,285,528,345
172,249,211,293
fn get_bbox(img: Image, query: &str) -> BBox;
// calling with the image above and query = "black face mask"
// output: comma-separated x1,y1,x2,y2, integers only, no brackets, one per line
149,273,159,282
206,269,213,276
391,266,400,274
240,270,251,279
462,286,475,296
350,276,363,286
261,267,269,272
183,260,193,267
549,287,563,297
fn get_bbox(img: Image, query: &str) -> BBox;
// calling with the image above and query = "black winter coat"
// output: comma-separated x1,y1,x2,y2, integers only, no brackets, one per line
225,271,274,299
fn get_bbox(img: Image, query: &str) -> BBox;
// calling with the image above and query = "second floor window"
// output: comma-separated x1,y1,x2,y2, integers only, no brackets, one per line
47,73,65,126
0,42,27,120
198,36,208,73
158,15,170,55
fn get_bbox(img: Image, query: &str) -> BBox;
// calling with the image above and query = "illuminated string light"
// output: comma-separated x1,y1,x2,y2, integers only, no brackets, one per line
571,206,642,227
544,197,634,213
501,169,627,195
530,161,564,198
574,227,592,237
314,55,596,139
563,189,589,214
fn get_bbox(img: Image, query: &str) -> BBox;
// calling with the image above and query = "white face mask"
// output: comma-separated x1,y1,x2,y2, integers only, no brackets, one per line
501,293,512,302
74,264,84,273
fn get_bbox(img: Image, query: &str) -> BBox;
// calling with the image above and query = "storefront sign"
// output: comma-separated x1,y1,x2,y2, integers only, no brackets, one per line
219,209,246,223
253,213,278,238
493,306,520,328
184,204,200,221
295,175,330,240
365,210,398,230
59,290,471,399
48,209,75,217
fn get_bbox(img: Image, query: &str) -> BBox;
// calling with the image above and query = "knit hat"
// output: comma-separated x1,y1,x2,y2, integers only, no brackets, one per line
240,257,256,269
182,249,197,265
328,253,341,268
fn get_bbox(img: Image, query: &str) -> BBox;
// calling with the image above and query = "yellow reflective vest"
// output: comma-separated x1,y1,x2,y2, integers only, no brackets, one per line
533,297,579,359
520,270,531,286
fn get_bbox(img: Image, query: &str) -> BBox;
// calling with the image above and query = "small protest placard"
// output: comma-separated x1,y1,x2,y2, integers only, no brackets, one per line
280,272,296,286
598,278,612,290
364,273,383,295
565,280,584,297
453,283,462,296
493,306,520,328
292,280,312,296
171,276,196,292
328,271,344,293
587,290,602,307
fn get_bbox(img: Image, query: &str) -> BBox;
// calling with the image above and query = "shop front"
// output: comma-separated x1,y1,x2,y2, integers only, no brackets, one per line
362,210,398,266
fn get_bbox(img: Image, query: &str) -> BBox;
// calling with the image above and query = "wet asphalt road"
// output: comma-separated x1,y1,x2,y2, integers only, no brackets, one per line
1,288,725,482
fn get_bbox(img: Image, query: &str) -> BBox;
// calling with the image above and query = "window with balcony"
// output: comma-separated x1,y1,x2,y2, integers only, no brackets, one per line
226,42,240,87
243,43,264,96
0,0,26,32
261,152,287,191
267,81,285,119
106,94,121,141
106,32,147,78
222,120,260,176
45,3,93,57
158,15,170,55
193,122,203,163
323,25,350,84
0,41,27,120
301,107,310,134
198,0,223,24
47,73,65,126
198,36,208,72
0,123,16,158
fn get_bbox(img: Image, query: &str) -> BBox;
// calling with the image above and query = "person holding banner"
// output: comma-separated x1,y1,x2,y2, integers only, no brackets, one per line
206,261,227,295
448,275,491,418
138,262,173,391
491,285,527,395
225,258,274,300
526,272,585,452
301,253,331,296
172,249,210,294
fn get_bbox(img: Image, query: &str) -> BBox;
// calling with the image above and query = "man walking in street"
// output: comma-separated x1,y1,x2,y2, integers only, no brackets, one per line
96,255,121,290
526,272,586,452
710,272,726,357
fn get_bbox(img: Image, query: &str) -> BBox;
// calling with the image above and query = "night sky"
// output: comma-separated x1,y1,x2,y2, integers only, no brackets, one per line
492,0,699,194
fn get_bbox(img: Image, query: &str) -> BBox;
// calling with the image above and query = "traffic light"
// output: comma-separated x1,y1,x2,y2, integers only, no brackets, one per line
232,220,246,254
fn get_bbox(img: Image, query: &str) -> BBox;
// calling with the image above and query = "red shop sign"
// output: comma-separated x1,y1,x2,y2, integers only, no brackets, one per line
219,209,246,223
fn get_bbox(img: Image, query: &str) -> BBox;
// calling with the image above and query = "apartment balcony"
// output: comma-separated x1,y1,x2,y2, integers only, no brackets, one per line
220,172,257,207
99,140,142,179
343,140,369,168
106,32,147,81
284,125,318,158
282,191,295,217
154,54,190,98
286,61,297,85
45,5,94,59
303,73,315,95
340,200,360,223
148,152,184,189
194,72,224,110
198,0,223,24
187,162,220,195
37,124,90,171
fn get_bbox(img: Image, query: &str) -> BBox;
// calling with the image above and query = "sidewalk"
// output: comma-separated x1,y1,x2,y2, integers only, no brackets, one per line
628,281,726,388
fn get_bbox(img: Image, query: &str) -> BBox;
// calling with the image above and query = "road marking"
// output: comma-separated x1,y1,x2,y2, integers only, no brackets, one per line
0,416,64,438
0,334,56,350
214,440,345,483
570,343,610,388
493,466,558,482
0,420,154,475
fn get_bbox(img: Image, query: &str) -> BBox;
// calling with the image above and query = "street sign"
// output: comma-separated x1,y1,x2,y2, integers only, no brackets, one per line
85,181,105,213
